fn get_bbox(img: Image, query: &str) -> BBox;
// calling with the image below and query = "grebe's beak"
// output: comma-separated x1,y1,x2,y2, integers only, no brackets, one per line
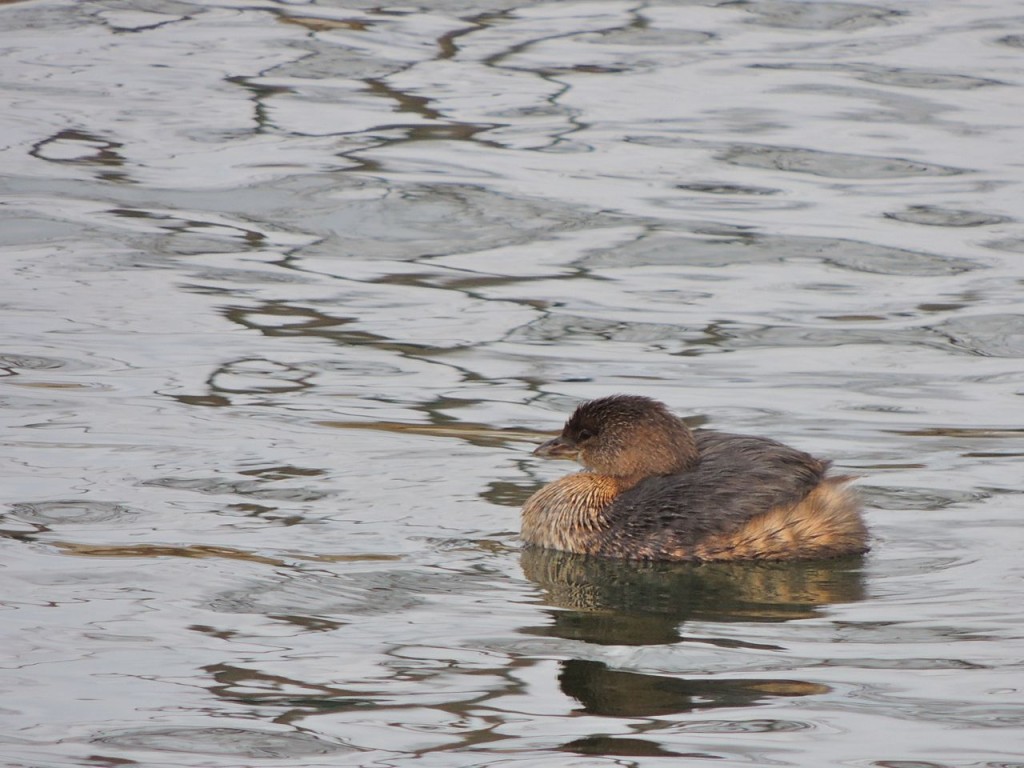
533,435,578,460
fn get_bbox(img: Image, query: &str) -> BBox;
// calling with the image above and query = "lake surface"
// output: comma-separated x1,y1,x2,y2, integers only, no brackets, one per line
2,0,1023,765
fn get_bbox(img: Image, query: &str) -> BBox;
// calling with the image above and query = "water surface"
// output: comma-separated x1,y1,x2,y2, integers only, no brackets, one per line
2,0,1023,765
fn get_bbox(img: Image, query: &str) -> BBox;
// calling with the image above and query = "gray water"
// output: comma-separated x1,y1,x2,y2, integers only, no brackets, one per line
2,0,1023,765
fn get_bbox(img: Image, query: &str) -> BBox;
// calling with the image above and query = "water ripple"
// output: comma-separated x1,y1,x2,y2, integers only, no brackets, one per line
933,314,1024,358
671,718,814,733
741,1,902,31
582,231,975,275
93,726,354,757
717,143,965,179
0,352,80,375
6,500,139,526
293,183,615,262
885,205,1011,227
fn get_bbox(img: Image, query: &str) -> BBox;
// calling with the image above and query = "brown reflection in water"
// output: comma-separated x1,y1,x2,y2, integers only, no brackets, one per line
55,541,288,565
278,16,372,33
559,659,828,718
217,300,460,356
523,548,853,735
196,653,532,755
222,303,366,340
561,734,705,759
237,465,325,480
885,426,1024,438
321,419,541,451
521,546,867,645
203,663,376,722
30,128,130,183
50,540,396,566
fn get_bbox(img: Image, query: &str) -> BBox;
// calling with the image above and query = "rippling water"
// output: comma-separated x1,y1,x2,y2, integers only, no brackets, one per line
2,0,1023,765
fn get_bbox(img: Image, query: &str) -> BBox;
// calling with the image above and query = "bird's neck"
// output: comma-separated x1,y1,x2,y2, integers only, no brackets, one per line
521,473,626,555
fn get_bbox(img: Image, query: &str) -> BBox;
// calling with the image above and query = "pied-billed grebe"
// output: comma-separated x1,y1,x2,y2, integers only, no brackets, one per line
522,395,868,562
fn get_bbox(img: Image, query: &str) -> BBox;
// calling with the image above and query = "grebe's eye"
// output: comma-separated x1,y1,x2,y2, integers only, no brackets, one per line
577,428,595,442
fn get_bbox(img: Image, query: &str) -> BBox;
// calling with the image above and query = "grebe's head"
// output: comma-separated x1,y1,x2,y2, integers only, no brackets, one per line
534,395,698,483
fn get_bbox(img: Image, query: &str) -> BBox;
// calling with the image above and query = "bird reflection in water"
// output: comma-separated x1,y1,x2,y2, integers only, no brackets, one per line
520,546,865,723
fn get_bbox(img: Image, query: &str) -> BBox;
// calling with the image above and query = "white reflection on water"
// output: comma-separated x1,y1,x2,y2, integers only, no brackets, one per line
2,0,1024,765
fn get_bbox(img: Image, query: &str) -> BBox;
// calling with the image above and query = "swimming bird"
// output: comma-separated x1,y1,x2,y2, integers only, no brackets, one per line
522,395,868,561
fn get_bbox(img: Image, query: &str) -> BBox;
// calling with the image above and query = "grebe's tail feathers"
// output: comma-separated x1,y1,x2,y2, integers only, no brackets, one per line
692,478,868,562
